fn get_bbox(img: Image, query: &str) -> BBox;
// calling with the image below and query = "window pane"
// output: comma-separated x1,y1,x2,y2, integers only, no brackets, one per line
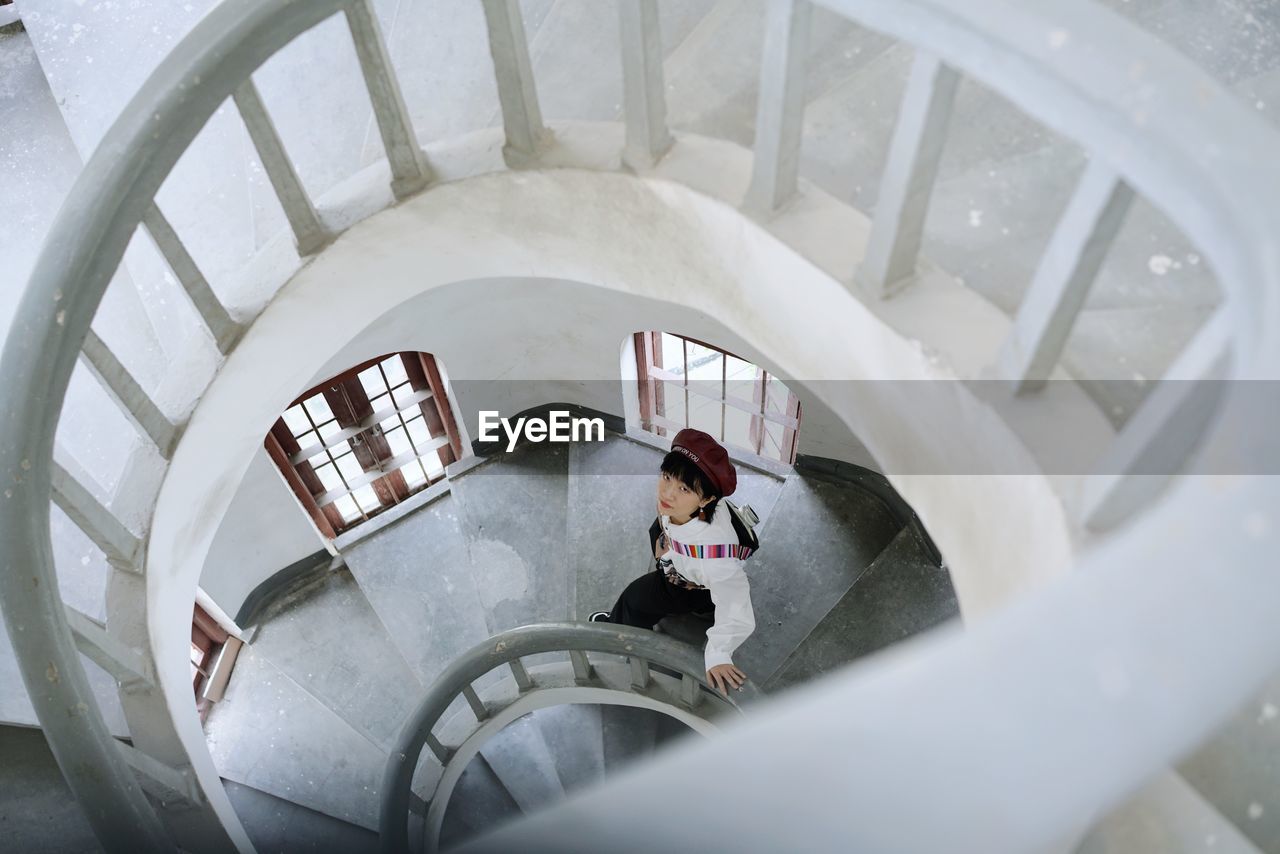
314,463,343,492
407,418,432,449
353,484,380,513
391,384,417,409
400,460,426,488
422,451,445,478
317,419,344,441
765,375,792,417
725,356,759,407
370,393,391,415
282,405,311,436
334,495,361,522
658,381,687,426
723,406,753,451
303,394,333,424
380,415,402,434
295,430,319,453
660,333,686,375
688,399,723,439
359,366,386,397
306,451,329,469
336,454,364,482
685,341,723,383
385,427,411,458
381,356,409,388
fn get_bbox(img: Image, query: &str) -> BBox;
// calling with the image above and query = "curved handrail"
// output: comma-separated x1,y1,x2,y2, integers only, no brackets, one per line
379,622,760,853
818,0,1279,367
0,0,1277,850
0,0,359,845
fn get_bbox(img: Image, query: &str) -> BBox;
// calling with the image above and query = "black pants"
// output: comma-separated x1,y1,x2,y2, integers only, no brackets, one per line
607,569,714,629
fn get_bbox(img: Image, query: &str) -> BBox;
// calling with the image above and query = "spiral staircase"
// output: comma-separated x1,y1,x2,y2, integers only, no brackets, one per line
2,0,1279,852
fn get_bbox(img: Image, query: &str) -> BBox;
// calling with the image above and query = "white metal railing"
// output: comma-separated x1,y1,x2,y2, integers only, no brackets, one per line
380,622,759,853
0,0,1275,851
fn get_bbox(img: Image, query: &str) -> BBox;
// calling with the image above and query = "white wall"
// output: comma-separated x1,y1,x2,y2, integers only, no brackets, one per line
198,447,328,618
200,273,880,620
310,276,879,469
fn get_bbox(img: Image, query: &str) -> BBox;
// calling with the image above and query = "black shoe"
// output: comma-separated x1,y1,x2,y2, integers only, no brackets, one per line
588,611,611,623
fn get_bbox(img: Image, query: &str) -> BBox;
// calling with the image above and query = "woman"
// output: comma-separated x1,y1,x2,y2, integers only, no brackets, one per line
591,428,755,695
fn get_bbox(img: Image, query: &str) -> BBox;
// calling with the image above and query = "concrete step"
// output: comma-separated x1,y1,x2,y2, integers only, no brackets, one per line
204,643,387,830
732,471,902,686
439,754,521,851
340,495,494,689
653,711,697,757
243,568,425,751
600,704,660,772
477,713,565,816
448,443,572,635
223,778,379,854
531,703,606,796
765,523,960,693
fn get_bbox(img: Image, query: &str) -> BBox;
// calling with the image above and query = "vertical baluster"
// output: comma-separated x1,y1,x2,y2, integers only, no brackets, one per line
570,649,593,684
857,51,960,297
462,684,489,721
140,205,243,354
50,459,143,574
995,161,1135,392
1079,311,1231,532
79,330,179,458
744,0,812,214
480,0,549,166
232,78,331,256
619,0,673,171
509,657,534,691
630,656,650,690
345,0,432,199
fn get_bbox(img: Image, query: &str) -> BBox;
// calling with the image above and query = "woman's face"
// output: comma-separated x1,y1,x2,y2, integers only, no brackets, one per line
658,470,710,522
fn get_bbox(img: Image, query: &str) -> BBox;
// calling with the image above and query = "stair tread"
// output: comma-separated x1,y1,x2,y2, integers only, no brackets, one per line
245,569,425,751
223,778,378,854
600,704,661,772
477,713,565,815
440,755,522,850
204,644,386,830
766,525,960,693
530,703,606,795
732,473,903,686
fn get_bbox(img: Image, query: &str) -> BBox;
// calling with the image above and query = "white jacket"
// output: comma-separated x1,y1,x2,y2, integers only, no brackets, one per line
659,507,756,672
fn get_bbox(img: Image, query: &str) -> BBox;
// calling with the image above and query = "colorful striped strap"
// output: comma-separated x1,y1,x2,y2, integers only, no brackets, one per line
668,539,753,560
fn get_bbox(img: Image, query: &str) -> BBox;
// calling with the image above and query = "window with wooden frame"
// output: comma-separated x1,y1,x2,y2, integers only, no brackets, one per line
634,332,802,464
191,603,227,723
265,352,463,537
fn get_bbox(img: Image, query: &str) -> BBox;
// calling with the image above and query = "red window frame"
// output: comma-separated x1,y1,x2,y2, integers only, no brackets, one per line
634,332,802,464
265,352,464,537
191,603,228,723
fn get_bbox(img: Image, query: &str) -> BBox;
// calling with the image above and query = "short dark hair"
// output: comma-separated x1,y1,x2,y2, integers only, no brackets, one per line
660,450,720,522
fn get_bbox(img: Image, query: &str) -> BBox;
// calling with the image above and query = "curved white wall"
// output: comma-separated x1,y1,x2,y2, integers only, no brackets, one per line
145,166,1075,833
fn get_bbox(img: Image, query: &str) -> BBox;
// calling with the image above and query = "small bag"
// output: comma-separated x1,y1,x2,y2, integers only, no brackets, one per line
724,499,761,556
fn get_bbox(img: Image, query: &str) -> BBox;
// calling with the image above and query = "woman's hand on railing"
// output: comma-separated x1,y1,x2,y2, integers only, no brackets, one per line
707,663,747,695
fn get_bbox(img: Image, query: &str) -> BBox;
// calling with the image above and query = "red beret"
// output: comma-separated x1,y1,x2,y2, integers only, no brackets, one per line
670,428,737,498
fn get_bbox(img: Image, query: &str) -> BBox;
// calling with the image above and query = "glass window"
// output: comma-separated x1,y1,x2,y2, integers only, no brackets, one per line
282,405,311,437
381,356,409,388
303,394,334,424
353,485,380,513
358,367,386,397
314,464,342,492
268,352,461,537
